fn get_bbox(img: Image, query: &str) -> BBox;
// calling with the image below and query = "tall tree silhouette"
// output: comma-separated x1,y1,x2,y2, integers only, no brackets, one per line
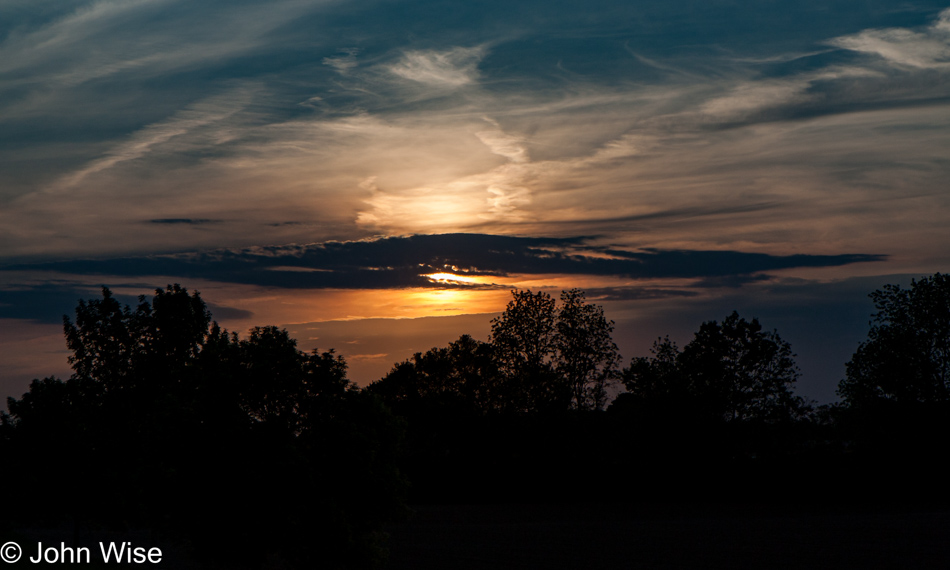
236,325,308,429
63,286,146,391
839,273,950,406
555,289,621,411
490,290,561,411
489,289,620,412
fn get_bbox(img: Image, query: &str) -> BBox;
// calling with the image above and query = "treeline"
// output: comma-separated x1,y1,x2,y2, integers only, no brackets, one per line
366,289,817,504
1,286,407,570
3,275,950,568
368,276,950,506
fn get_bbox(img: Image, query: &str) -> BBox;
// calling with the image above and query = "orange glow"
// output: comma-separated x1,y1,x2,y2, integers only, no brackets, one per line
192,283,514,328
70,272,718,336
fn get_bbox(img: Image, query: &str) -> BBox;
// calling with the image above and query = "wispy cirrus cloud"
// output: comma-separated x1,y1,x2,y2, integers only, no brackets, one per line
388,46,485,87
50,88,255,191
828,8,950,69
475,118,529,163
323,48,361,75
0,0,327,89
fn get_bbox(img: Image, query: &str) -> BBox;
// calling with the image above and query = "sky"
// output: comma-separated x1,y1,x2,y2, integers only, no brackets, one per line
2,0,949,404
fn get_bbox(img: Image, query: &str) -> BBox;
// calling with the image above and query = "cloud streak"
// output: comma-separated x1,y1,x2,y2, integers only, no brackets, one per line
3,234,885,292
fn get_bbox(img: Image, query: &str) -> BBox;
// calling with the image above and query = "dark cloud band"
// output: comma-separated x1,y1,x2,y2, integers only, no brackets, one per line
3,233,884,291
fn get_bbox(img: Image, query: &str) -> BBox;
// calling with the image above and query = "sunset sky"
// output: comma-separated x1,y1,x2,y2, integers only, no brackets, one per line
2,0,949,403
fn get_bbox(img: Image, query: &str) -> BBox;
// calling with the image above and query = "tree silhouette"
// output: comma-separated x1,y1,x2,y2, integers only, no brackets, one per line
489,290,559,411
368,334,501,414
63,286,145,391
490,289,620,412
555,289,621,411
235,325,308,428
621,336,689,409
4,285,407,569
838,273,950,406
621,311,802,422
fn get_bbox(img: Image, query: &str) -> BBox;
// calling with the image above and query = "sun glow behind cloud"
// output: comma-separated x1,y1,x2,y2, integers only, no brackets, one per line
219,287,514,333
423,272,481,285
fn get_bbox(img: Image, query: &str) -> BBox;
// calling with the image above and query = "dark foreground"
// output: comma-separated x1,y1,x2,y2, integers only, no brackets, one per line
386,503,950,569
